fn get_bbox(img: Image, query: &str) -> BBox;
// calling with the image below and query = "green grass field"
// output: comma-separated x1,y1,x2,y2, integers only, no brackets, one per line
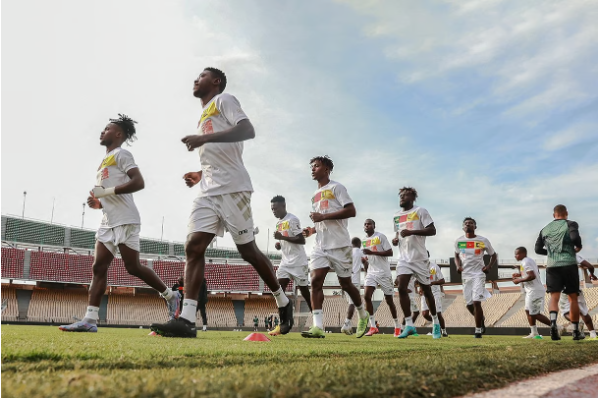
1,325,597,398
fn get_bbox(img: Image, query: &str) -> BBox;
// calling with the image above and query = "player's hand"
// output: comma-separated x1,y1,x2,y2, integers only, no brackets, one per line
511,278,521,285
302,227,315,238
274,231,284,240
87,191,102,209
575,246,582,253
457,265,463,273
512,272,521,278
183,171,202,187
399,229,412,238
181,135,207,151
361,257,368,265
482,265,491,274
391,237,399,246
91,186,115,198
275,242,281,251
589,273,598,281
309,212,325,223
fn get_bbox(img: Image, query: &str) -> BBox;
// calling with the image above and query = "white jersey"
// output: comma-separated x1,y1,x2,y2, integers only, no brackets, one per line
393,206,434,263
196,93,253,197
428,261,444,295
454,235,495,278
96,147,140,228
351,247,363,285
362,231,392,276
276,213,308,267
311,180,353,250
519,257,545,296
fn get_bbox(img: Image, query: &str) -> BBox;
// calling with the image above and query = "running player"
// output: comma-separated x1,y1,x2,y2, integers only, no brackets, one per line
301,156,369,338
269,195,311,336
60,114,180,332
393,187,441,339
361,219,401,337
534,204,584,341
419,252,448,337
454,217,497,338
341,237,364,335
150,68,293,337
558,253,598,339
512,247,551,339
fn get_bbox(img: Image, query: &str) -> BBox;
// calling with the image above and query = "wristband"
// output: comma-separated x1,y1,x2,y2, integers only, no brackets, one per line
92,186,116,198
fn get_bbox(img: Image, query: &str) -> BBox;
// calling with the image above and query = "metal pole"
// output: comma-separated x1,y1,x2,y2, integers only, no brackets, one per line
22,191,27,218
160,216,164,242
81,203,86,228
50,197,55,224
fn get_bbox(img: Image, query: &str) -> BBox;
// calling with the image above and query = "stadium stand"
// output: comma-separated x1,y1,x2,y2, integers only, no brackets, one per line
442,292,520,327
374,296,402,327
244,296,278,328
107,293,169,325
203,296,237,328
1,247,25,279
1,285,19,322
26,289,88,324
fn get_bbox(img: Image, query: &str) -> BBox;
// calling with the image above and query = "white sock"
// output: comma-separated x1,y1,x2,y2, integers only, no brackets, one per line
530,325,538,335
356,305,368,319
394,318,400,328
161,288,174,300
202,325,207,331
313,309,324,329
83,306,99,323
272,287,290,308
432,314,440,325
180,299,198,323
591,330,597,338
344,318,352,327
369,315,376,328
475,327,482,333
405,318,414,327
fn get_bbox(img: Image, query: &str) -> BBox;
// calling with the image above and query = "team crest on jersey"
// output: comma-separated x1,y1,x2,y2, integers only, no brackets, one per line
457,241,485,249
277,221,290,237
100,168,109,180
394,212,419,225
362,236,381,250
101,155,117,169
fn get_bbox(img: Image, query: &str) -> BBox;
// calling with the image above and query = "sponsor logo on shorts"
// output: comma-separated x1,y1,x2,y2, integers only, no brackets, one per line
238,229,248,235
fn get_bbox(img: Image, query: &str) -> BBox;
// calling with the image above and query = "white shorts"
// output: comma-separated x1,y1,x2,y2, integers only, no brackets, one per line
409,292,419,313
397,260,430,285
96,224,140,256
345,283,361,305
276,265,309,287
421,293,443,313
365,273,394,296
524,293,545,316
188,192,254,245
309,247,353,278
559,292,589,316
462,276,490,305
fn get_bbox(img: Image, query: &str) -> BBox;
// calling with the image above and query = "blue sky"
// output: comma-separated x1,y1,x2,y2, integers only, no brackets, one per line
2,0,598,262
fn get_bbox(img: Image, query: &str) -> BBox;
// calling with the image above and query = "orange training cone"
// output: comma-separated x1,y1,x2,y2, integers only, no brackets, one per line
244,333,271,342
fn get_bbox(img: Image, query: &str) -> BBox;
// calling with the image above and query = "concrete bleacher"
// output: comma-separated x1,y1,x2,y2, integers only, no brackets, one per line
26,289,88,324
1,247,25,279
244,297,278,328
107,293,169,325
204,296,238,328
1,285,19,322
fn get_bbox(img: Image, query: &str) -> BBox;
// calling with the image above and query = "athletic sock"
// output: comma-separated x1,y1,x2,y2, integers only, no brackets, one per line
202,325,207,331
432,314,440,325
313,310,324,329
356,305,368,319
369,315,376,328
530,325,538,335
475,327,482,333
272,287,290,308
180,299,198,323
393,318,400,328
83,306,99,324
161,288,174,300
572,322,580,332
344,318,352,327
591,330,597,338
550,311,557,326
405,318,414,327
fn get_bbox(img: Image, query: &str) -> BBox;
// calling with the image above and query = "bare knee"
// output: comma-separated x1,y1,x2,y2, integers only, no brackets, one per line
185,234,210,259
92,262,109,278
124,261,143,277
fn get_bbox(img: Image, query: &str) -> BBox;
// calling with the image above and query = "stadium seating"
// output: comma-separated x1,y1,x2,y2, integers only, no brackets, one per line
153,260,185,287
106,258,150,287
1,247,25,279
442,292,520,327
26,289,88,324
244,297,278,328
1,285,19,322
374,296,402,327
203,296,237,328
263,266,295,293
582,287,598,310
107,293,169,325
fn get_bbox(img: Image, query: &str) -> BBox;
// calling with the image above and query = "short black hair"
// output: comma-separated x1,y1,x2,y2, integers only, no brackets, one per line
399,187,418,199
204,67,227,93
463,217,477,225
516,247,527,255
109,114,137,143
310,155,334,172
554,204,567,215
365,218,375,227
351,237,361,248
271,195,285,203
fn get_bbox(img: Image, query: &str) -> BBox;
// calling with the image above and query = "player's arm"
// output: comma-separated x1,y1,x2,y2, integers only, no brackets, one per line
361,256,369,273
274,232,306,245
431,277,445,286
310,203,356,223
399,222,436,238
579,259,597,280
92,167,145,198
482,252,497,273
513,270,536,284
454,251,463,273
568,221,582,251
362,248,393,257
534,231,547,255
182,120,255,150
302,227,317,238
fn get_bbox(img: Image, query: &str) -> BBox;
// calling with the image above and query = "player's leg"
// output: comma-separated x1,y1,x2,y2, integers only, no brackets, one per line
338,275,369,338
420,283,441,339
582,314,597,338
396,273,418,338
383,293,401,337
278,277,291,292
421,309,432,322
302,267,328,338
60,240,113,332
530,294,551,327
363,285,377,335
199,302,208,331
298,286,312,313
341,286,356,335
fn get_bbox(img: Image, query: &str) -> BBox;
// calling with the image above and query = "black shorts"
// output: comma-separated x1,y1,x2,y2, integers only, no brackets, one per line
546,264,580,294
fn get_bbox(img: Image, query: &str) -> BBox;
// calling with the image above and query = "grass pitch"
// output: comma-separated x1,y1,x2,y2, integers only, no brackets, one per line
1,325,597,398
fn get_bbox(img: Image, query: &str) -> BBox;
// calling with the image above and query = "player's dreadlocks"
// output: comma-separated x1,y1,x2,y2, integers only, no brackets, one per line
399,186,418,199
109,114,138,144
271,195,286,203
204,67,227,93
309,155,334,173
